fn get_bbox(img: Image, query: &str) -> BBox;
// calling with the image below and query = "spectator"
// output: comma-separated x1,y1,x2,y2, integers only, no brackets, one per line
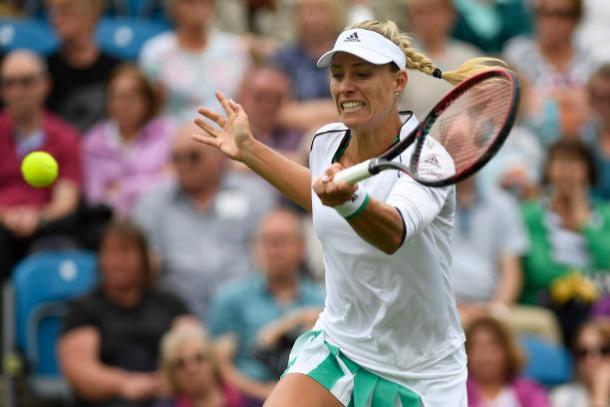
208,209,324,405
479,77,545,201
46,0,121,131
400,0,480,118
139,0,249,123
466,316,551,407
451,177,528,322
58,220,193,407
451,0,532,54
0,50,81,280
155,325,244,407
213,0,296,44
83,64,175,218
551,319,610,407
133,124,276,320
582,63,610,200
268,0,340,132
237,64,302,160
520,139,610,303
504,0,593,141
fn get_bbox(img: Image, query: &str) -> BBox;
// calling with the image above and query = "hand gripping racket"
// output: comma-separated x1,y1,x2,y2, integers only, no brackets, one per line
334,68,521,187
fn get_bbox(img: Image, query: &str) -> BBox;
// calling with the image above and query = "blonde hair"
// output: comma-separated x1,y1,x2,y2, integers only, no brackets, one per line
159,325,217,393
347,20,506,85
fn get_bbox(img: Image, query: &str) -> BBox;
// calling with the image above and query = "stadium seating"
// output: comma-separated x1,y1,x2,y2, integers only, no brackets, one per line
0,18,58,55
2,250,98,406
95,16,169,60
520,334,573,387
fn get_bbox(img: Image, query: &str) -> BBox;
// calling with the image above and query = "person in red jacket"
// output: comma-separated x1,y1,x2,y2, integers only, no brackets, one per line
0,50,82,280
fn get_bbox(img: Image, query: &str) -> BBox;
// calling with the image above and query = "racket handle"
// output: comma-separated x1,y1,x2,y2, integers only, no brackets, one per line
334,160,373,185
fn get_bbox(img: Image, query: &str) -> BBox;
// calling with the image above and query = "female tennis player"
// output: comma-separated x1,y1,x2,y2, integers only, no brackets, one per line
194,19,503,407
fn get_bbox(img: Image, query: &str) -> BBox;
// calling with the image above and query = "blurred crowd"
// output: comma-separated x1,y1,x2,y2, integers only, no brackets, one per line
1,0,610,406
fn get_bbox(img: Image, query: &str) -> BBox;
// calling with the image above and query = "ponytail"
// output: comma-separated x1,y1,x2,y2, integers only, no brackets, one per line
346,20,506,85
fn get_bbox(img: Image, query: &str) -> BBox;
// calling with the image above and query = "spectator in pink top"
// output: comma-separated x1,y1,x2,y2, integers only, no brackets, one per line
466,316,551,407
0,50,82,280
82,64,175,218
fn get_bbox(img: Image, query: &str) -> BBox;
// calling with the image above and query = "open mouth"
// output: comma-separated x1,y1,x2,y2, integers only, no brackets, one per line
340,101,366,113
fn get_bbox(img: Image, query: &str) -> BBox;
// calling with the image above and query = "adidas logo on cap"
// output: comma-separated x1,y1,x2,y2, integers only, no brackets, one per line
343,32,361,42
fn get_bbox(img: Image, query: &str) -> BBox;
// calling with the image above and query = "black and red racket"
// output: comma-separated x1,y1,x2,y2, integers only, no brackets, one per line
334,68,521,187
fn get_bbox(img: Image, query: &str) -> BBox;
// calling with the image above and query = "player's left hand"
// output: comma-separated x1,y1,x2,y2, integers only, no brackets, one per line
313,163,358,207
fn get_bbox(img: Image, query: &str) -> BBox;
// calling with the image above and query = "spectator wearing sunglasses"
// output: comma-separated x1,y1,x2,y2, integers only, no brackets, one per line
582,64,610,200
0,50,81,281
155,325,244,407
133,124,277,321
551,319,610,407
82,64,175,218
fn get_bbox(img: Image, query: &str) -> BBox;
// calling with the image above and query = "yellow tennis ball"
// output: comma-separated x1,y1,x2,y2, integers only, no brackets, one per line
21,151,59,188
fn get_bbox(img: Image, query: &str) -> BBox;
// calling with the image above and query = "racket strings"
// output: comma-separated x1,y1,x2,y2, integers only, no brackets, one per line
424,77,513,177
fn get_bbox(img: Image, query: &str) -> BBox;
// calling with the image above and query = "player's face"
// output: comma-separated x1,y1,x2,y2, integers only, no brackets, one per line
329,53,404,132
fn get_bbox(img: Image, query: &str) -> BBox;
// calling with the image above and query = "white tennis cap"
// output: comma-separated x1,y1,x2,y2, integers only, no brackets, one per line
317,29,406,70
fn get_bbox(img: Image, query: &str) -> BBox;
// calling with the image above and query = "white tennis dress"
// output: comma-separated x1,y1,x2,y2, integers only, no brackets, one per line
287,112,467,407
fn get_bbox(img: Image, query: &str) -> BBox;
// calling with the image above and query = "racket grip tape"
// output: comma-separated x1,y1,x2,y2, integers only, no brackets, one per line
333,159,373,185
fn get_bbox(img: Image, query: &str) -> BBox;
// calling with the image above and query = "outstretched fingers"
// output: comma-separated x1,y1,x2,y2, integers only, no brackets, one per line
192,132,220,148
216,91,236,119
194,117,221,138
197,107,226,128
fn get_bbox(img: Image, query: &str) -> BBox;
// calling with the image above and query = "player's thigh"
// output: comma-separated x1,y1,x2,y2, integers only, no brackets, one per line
264,373,343,407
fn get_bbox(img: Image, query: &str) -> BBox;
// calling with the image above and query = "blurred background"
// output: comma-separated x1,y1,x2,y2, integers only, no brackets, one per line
1,0,610,406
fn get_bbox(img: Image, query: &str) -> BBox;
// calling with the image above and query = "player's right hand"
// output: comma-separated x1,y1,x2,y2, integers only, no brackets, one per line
193,91,254,163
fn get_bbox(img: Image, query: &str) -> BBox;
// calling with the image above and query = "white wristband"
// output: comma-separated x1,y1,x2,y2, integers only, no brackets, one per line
334,186,370,219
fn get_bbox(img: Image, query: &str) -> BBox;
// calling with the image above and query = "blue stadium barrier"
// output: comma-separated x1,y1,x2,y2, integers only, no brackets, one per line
520,334,573,387
0,18,58,55
11,250,98,399
96,17,169,60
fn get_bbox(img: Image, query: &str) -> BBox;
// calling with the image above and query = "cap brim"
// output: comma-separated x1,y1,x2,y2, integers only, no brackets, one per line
316,46,394,68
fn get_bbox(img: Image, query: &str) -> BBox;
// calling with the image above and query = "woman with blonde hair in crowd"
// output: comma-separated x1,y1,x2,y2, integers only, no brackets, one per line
551,319,610,407
466,316,551,406
155,326,244,407
195,15,505,406
83,64,175,218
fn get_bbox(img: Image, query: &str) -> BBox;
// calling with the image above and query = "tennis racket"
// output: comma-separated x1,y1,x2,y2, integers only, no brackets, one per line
334,68,521,187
